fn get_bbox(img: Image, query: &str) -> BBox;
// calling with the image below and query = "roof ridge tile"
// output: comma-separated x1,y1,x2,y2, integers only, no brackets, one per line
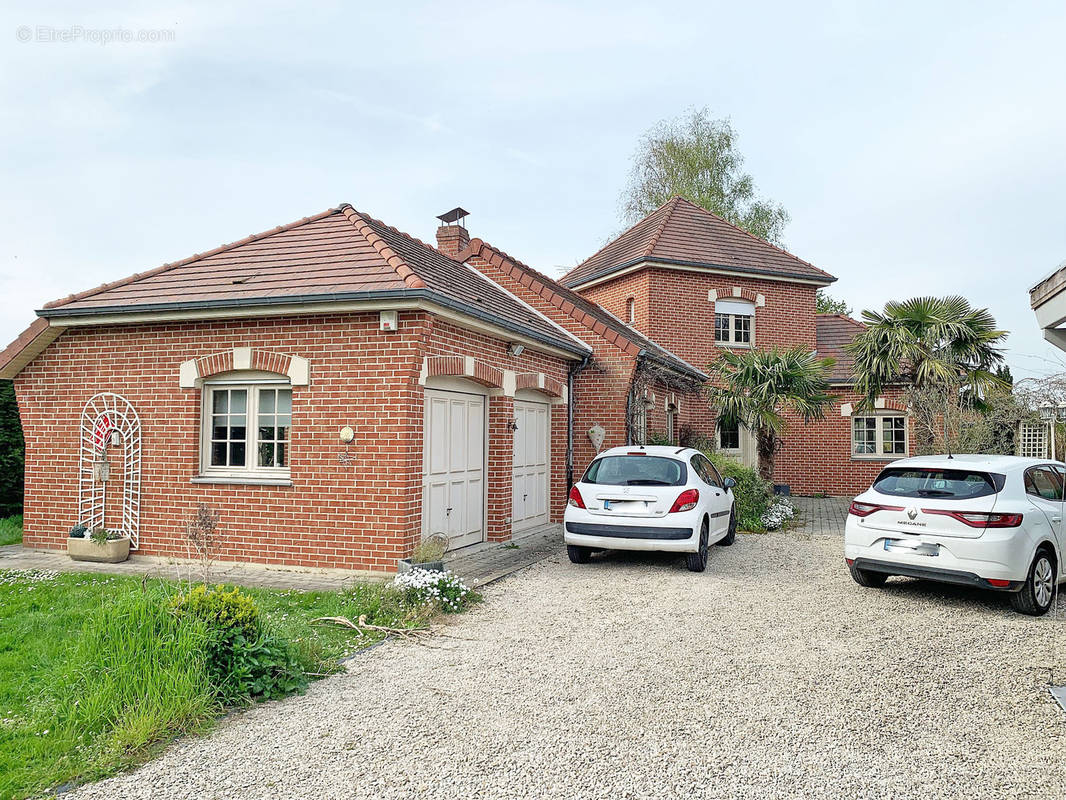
461,237,705,380
558,196,677,283
338,205,426,289
641,195,682,259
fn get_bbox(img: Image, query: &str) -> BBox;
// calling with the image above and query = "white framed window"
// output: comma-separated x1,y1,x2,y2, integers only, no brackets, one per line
626,297,636,325
713,299,754,346
200,378,292,480
852,414,907,459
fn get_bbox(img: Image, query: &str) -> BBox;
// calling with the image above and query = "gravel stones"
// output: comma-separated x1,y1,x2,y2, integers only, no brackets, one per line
68,527,1065,800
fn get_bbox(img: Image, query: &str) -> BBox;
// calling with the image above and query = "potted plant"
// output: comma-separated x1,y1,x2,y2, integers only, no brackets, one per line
397,532,448,574
67,525,131,563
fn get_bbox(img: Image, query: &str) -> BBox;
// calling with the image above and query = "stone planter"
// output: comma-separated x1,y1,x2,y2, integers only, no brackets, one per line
68,536,131,563
397,558,445,574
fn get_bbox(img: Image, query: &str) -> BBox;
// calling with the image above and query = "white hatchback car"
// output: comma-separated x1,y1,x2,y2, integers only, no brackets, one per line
844,455,1064,615
564,445,737,572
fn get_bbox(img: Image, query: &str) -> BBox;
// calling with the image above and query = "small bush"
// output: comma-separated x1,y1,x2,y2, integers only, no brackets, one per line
170,584,260,639
170,585,307,703
760,496,795,531
706,453,774,532
393,569,478,613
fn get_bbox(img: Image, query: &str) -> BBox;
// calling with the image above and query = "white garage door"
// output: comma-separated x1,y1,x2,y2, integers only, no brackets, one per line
512,399,550,532
423,390,485,549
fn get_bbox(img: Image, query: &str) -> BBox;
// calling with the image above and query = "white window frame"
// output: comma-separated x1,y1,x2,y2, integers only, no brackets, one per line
199,375,292,482
626,297,636,325
851,413,908,460
717,417,742,452
713,300,755,347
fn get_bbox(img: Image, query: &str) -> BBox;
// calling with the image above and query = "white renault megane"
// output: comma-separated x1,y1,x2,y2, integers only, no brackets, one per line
564,445,737,572
844,455,1064,615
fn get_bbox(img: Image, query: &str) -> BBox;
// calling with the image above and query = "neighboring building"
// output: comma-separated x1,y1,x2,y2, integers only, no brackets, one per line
1030,259,1066,351
0,197,907,572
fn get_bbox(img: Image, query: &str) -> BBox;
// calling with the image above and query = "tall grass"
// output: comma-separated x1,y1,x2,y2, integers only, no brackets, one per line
2,586,216,798
0,515,21,546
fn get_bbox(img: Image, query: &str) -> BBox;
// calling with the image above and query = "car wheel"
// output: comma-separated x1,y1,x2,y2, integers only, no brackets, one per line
567,545,592,565
848,561,888,588
686,519,709,572
1010,550,1057,616
717,507,737,546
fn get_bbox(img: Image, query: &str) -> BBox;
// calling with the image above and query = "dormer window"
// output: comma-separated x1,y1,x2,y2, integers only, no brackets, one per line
714,299,755,346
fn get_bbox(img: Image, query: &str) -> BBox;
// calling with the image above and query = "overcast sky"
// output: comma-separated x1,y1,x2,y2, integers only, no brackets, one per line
2,1,1064,381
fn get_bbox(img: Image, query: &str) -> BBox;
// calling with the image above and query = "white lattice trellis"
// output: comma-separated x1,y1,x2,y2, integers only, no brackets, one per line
1017,421,1048,459
79,393,142,548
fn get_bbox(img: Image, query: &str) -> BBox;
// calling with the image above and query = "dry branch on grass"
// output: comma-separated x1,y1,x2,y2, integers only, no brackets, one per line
311,614,435,641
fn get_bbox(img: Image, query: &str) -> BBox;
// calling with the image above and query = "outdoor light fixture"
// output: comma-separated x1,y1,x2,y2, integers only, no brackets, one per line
507,343,525,357
1039,401,1054,421
1056,401,1066,422
339,426,354,444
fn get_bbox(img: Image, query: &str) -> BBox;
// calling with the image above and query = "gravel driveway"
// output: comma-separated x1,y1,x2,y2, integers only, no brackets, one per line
72,525,1065,799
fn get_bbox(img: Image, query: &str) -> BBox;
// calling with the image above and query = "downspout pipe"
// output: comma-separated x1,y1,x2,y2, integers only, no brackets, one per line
566,355,592,490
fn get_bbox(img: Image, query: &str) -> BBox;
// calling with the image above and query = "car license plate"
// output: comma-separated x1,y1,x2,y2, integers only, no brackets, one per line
884,539,939,557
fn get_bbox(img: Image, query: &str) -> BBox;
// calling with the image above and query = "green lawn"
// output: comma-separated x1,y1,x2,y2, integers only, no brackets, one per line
0,566,472,800
0,516,21,546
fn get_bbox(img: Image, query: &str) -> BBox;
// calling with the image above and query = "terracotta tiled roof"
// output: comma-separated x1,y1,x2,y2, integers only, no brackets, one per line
38,205,590,357
816,313,865,384
461,238,706,381
561,196,836,288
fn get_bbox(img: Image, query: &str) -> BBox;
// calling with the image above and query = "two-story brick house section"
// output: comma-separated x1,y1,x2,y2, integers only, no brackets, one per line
560,196,911,496
0,204,594,572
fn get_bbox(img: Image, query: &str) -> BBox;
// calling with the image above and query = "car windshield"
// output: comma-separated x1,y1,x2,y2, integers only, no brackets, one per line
583,455,687,486
872,468,1004,499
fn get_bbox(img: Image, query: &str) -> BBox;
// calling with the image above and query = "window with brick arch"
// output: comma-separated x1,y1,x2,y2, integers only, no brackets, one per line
200,374,292,481
713,299,754,346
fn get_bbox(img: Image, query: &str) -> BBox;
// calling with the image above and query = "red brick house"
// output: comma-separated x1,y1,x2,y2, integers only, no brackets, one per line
558,197,911,496
1,198,907,572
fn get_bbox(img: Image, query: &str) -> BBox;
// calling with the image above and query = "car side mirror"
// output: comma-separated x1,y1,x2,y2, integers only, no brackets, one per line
723,477,736,490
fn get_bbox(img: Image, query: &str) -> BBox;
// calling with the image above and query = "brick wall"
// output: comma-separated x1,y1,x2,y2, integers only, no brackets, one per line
14,310,571,572
777,388,912,496
462,253,642,476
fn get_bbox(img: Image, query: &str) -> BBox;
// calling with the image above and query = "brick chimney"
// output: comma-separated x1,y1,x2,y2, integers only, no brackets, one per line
435,207,470,258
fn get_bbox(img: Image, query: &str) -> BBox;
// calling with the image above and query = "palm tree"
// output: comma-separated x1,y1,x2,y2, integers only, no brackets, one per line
846,296,1007,406
708,347,836,481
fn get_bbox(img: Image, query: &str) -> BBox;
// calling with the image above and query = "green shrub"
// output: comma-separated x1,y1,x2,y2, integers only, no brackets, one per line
706,452,773,532
170,585,306,703
170,584,260,639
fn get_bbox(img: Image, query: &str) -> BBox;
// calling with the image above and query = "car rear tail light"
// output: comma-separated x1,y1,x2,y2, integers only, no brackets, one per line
987,578,1011,588
848,501,904,518
567,486,585,509
921,509,1023,528
669,488,699,513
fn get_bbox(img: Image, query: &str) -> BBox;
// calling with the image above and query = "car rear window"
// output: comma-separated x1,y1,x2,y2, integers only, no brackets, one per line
583,456,687,486
872,468,1005,499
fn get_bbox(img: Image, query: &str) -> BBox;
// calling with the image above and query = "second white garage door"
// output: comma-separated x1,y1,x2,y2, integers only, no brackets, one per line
423,389,485,549
512,399,550,532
